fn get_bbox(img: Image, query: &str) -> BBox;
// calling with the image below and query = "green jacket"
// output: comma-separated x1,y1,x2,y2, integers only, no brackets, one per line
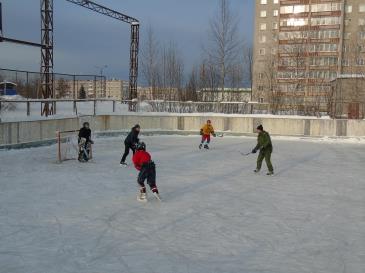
255,131,273,152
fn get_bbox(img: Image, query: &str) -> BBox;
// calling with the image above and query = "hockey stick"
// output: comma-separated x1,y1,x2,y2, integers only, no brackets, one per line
215,133,224,138
239,151,252,156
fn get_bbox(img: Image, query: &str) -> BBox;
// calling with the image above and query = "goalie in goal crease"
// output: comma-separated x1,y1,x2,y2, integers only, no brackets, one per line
78,122,94,162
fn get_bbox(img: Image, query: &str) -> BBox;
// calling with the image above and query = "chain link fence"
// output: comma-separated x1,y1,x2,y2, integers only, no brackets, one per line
0,68,105,99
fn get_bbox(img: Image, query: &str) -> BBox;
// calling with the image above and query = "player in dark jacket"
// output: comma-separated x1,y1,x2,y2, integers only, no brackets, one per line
132,142,160,202
120,124,140,166
78,122,93,162
252,124,274,175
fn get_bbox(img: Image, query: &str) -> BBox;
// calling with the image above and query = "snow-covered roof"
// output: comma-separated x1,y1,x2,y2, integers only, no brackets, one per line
330,74,365,81
0,81,17,86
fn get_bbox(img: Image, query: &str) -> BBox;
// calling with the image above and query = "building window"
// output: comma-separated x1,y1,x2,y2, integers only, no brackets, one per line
259,48,266,55
359,32,365,39
360,4,365,12
357,59,365,66
272,22,278,29
345,5,352,13
260,10,267,17
259,97,264,103
344,32,351,39
342,59,350,66
271,48,276,55
260,35,267,43
258,73,264,79
345,19,350,26
273,10,279,16
280,18,308,27
260,23,267,30
359,19,365,26
273,0,279,4
261,0,267,4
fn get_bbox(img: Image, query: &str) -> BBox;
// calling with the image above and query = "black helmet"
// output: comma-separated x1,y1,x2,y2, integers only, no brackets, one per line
136,142,146,151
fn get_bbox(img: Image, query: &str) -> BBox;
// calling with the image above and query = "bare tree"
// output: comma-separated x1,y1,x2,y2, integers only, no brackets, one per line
163,42,184,100
141,26,161,99
206,0,242,93
243,46,253,94
56,78,70,98
185,66,198,101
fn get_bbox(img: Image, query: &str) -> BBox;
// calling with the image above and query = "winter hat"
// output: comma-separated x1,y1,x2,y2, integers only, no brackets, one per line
134,124,140,129
207,119,211,123
257,124,263,131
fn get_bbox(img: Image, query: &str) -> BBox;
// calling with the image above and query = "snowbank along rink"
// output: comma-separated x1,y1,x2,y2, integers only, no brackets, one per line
0,135,364,273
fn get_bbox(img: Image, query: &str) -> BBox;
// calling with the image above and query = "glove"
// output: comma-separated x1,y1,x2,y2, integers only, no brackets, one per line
200,130,203,136
252,148,257,154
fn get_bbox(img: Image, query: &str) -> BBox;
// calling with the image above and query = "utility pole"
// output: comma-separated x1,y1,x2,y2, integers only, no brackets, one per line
95,65,107,97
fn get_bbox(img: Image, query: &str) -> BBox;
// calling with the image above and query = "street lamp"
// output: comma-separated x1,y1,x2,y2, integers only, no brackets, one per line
95,65,108,97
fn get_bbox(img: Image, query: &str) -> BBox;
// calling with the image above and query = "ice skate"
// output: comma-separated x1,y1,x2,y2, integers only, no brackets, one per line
137,187,147,202
199,143,203,149
266,171,274,176
137,192,147,202
151,187,161,201
120,162,128,167
254,169,260,173
204,144,209,149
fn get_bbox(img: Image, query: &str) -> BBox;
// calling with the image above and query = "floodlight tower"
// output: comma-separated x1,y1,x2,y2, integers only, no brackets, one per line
64,0,140,101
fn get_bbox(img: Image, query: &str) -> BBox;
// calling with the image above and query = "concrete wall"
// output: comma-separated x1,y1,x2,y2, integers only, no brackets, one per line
1,115,365,148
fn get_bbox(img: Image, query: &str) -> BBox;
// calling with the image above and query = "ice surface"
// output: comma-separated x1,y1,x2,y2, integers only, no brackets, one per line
0,136,364,273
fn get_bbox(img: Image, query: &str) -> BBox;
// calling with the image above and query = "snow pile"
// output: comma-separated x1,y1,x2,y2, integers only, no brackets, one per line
0,136,364,273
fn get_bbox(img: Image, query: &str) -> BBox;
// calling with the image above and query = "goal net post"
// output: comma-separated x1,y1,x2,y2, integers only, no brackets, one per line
56,130,83,162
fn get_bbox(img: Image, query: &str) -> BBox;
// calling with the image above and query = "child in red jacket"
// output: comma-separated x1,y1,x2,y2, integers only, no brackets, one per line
132,142,160,202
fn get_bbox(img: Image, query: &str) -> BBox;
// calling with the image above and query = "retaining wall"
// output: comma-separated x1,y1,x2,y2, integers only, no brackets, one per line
1,115,364,148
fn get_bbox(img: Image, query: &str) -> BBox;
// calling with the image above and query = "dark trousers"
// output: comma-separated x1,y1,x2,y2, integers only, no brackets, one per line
121,143,135,163
137,161,156,189
257,149,274,172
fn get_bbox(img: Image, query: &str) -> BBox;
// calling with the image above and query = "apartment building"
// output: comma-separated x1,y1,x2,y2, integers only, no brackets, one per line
54,79,129,99
253,0,365,114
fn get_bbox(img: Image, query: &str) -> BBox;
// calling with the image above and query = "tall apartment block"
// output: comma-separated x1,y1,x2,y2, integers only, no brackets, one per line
252,0,365,114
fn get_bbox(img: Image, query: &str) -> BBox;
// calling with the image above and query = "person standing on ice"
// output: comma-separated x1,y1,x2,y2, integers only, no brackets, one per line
132,142,160,202
78,122,94,162
120,124,140,166
252,125,274,176
199,119,216,149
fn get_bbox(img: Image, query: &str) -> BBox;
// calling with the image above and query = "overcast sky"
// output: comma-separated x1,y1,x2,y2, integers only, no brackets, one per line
0,0,254,80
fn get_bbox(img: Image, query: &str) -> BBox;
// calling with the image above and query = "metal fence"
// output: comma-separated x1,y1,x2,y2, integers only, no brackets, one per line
0,68,105,99
0,99,269,122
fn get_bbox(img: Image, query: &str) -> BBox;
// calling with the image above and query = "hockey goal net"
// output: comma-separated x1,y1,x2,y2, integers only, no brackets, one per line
56,130,81,162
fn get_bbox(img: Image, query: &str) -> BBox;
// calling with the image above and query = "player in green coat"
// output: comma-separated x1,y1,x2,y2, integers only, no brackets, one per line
252,125,274,176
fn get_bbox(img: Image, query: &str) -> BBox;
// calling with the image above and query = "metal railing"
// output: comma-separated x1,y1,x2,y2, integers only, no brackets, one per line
0,98,269,122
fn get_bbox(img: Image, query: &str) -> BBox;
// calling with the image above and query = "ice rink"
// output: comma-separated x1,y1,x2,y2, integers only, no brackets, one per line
0,135,364,273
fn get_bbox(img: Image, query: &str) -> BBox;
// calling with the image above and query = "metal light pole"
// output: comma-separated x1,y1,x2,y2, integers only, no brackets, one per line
95,65,107,97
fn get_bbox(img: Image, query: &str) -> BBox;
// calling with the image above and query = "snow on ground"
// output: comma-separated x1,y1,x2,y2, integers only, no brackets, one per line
0,136,364,273
0,100,333,122
0,101,129,122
